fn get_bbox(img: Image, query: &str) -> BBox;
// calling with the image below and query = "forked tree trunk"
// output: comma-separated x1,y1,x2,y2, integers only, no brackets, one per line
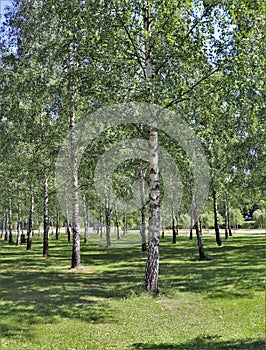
140,169,147,251
26,181,34,250
212,183,222,246
43,173,49,257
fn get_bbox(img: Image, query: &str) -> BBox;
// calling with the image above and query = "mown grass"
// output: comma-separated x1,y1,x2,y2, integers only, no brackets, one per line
0,229,265,350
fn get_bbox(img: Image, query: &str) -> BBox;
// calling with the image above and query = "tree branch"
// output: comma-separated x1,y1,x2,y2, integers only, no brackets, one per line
165,67,220,108
131,123,149,139
152,3,181,39
115,10,146,77
155,6,211,74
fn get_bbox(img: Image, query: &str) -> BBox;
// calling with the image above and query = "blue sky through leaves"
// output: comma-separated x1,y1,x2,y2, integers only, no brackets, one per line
0,0,12,25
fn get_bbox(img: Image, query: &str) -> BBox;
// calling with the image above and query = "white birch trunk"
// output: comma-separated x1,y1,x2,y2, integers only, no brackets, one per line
83,196,89,244
144,129,160,294
143,0,160,295
16,188,22,246
140,168,147,251
8,198,13,244
26,181,34,250
43,172,49,257
68,42,81,268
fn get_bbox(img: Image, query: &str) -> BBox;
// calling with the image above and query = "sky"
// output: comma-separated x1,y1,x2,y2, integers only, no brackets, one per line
0,0,12,25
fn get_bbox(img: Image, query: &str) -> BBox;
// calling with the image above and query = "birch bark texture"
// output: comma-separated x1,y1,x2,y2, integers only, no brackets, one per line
26,181,34,251
43,172,49,257
144,127,160,295
140,168,147,251
68,43,81,269
142,0,160,295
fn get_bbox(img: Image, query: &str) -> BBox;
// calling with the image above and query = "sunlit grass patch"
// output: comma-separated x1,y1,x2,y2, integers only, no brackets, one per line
0,231,264,349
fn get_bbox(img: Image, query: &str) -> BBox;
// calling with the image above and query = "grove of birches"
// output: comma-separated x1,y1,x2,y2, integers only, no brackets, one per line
0,0,265,295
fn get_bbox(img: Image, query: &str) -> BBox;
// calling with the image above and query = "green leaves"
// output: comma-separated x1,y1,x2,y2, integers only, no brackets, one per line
0,0,264,231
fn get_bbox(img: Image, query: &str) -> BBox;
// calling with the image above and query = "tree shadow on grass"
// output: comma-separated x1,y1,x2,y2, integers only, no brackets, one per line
0,234,264,341
132,338,265,350
158,235,265,296
0,243,144,340
0,268,126,340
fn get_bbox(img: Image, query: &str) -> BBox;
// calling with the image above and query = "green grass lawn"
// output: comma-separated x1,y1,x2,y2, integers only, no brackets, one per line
0,230,265,350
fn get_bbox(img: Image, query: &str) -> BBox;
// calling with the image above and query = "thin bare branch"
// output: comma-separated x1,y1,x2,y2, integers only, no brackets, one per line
155,6,211,74
131,123,149,139
115,10,146,77
165,67,219,108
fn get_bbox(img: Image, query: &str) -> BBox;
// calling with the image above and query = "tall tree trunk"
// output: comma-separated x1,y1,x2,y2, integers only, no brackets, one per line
143,1,160,295
1,214,4,239
99,205,103,238
38,216,41,237
8,198,13,244
123,213,127,235
70,130,80,268
175,213,179,236
212,182,222,246
43,173,49,257
172,206,177,244
26,181,34,250
115,201,120,241
83,196,89,244
65,206,71,242
161,208,165,239
189,169,193,240
189,226,193,240
227,199,232,236
105,199,111,247
140,168,147,251
21,214,26,243
16,189,22,246
4,208,8,241
195,216,206,260
224,198,229,240
68,43,80,268
145,128,160,295
55,210,60,240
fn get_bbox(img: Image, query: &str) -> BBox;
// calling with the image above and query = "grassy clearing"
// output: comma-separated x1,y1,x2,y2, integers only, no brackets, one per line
0,230,265,349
